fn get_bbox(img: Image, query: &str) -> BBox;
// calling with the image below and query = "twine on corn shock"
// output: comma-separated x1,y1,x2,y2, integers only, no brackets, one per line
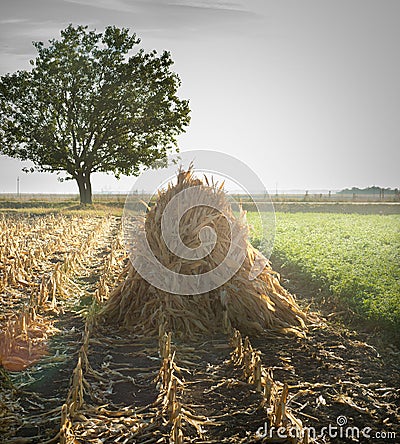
102,168,307,337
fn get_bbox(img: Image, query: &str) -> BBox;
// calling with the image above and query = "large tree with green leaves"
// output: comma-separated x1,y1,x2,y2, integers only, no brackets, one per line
0,25,190,203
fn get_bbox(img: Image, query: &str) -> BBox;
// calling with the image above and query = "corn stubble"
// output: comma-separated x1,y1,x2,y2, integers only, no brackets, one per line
0,216,112,372
101,169,307,337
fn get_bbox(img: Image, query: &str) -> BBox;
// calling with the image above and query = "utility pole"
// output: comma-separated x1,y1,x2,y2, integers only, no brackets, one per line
17,176,20,198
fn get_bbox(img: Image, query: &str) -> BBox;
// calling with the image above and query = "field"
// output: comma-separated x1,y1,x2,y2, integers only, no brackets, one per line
0,204,399,443
248,212,400,330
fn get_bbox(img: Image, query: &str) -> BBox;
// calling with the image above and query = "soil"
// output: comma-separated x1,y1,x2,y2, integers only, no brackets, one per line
46,311,397,444
1,216,398,444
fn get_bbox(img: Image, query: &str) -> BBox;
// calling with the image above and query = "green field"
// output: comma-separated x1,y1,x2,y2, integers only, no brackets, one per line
248,212,400,329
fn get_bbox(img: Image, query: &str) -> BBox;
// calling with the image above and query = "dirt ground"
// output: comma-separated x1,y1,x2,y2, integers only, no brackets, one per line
0,215,399,444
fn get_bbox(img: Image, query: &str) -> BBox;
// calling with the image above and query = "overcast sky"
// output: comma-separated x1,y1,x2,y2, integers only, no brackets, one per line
0,0,399,193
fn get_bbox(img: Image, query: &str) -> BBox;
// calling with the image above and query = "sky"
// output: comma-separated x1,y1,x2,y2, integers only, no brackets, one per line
0,0,399,193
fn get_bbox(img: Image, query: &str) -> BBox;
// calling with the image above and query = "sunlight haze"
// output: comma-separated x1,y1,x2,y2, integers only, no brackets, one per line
0,0,399,193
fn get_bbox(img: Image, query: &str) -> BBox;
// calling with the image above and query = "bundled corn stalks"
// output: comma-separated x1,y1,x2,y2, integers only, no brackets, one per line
102,169,307,337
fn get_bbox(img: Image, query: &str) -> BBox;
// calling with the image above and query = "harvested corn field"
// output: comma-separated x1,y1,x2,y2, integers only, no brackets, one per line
0,189,399,443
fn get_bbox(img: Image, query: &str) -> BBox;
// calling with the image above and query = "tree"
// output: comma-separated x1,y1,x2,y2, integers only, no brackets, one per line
0,25,190,204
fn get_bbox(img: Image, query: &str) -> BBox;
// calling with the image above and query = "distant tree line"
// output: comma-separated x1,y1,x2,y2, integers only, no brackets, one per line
338,186,399,195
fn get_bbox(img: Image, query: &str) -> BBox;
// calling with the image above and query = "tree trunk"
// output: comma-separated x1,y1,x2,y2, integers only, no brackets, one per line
76,172,93,205
84,173,92,204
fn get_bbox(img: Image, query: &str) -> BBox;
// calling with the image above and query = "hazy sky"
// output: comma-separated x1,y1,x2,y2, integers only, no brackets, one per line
0,0,399,193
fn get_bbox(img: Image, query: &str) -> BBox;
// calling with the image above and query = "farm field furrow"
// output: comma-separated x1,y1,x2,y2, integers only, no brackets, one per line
0,214,126,441
248,212,400,329
55,319,400,443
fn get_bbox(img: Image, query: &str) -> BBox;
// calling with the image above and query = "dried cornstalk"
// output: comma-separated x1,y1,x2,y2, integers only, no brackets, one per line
67,355,85,417
229,331,305,443
170,402,184,444
60,403,75,444
102,169,307,338
0,307,53,371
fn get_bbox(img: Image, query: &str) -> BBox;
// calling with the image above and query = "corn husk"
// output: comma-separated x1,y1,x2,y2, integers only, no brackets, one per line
101,169,307,337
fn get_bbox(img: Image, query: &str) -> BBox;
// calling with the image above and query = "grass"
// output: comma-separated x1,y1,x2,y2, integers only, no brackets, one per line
248,212,400,330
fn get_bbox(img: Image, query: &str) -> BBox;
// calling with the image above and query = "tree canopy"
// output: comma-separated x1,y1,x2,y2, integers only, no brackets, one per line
0,24,190,203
